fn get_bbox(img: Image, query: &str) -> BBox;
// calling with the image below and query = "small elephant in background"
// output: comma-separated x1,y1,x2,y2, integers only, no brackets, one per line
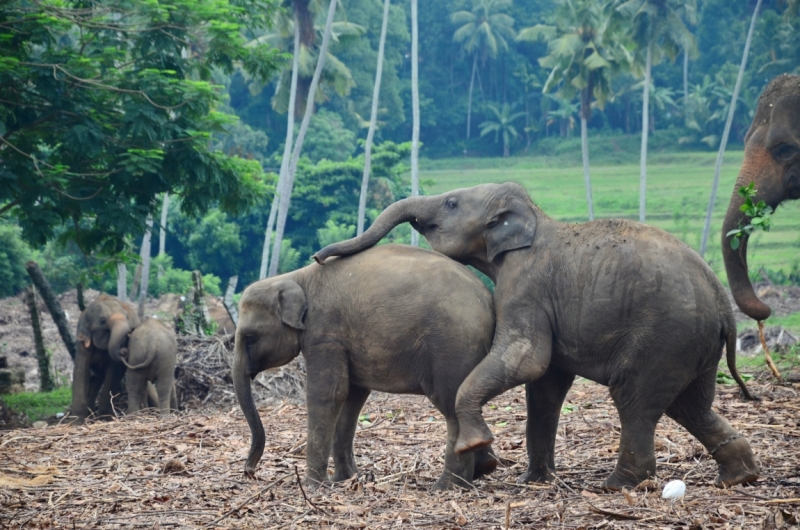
71,294,140,423
119,317,178,414
234,244,498,490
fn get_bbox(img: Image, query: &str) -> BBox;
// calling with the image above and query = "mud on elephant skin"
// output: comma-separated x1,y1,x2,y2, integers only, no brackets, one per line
70,294,140,423
722,74,800,322
233,244,499,490
119,317,178,415
314,183,759,490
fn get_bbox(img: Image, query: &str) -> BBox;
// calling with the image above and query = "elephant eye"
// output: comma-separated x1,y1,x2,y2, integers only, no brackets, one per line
446,197,458,210
244,334,256,346
99,318,106,325
773,143,798,161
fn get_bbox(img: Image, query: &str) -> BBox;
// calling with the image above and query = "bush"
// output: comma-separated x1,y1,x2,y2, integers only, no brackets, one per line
149,254,222,297
0,223,32,297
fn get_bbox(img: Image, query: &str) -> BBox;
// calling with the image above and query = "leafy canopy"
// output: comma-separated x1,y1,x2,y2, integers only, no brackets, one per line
0,0,283,258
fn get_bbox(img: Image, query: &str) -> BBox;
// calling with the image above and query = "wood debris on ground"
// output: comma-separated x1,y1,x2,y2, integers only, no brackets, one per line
1,375,798,528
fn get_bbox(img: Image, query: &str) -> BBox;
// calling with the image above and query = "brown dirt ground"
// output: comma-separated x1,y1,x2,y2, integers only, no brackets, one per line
1,376,798,529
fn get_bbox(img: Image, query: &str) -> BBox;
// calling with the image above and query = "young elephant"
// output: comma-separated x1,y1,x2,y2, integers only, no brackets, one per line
119,318,178,414
315,182,760,490
234,244,498,490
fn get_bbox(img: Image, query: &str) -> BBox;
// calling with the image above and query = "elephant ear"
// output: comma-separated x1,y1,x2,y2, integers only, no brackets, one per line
276,280,307,330
484,193,537,263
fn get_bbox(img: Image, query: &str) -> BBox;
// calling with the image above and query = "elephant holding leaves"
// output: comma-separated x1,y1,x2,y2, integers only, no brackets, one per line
119,317,178,415
722,74,800,321
71,294,140,423
234,244,498,490
315,183,758,489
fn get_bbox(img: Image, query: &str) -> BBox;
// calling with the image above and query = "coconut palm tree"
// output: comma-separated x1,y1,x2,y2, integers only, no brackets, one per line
615,0,696,223
518,0,630,221
699,0,763,258
158,193,169,279
356,0,391,237
451,0,516,141
478,102,526,157
410,0,420,246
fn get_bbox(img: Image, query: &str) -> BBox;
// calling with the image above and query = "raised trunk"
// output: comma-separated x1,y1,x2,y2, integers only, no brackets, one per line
410,0,420,247
107,319,132,364
357,0,391,236
639,44,652,224
313,197,417,264
233,347,265,477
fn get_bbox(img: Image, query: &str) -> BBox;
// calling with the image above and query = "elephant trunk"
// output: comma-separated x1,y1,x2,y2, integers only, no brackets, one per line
721,151,781,321
314,197,421,263
233,344,265,477
107,318,132,363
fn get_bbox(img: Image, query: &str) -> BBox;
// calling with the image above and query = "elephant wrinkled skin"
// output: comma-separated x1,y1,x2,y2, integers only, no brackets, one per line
119,317,178,414
233,244,498,490
315,183,759,490
722,74,800,321
71,294,140,423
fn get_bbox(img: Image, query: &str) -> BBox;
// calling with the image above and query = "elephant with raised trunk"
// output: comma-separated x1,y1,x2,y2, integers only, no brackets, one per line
315,183,758,490
234,244,498,490
71,294,140,423
722,74,800,321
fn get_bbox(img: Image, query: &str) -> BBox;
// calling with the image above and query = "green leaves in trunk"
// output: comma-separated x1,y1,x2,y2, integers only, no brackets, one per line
727,182,774,250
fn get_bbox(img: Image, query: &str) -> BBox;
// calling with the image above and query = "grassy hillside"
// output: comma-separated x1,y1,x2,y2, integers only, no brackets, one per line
424,150,800,283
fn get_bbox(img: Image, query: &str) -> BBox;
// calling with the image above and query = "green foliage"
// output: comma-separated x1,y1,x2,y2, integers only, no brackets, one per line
727,183,774,250
1,386,71,423
0,0,282,261
148,255,222,297
303,109,357,163
317,219,356,248
716,371,753,385
0,223,32,297
764,263,800,286
278,240,302,274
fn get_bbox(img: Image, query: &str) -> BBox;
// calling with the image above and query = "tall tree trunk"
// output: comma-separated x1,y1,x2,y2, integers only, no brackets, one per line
25,260,77,360
639,44,652,224
260,13,301,280
580,116,594,221
26,286,54,392
157,193,169,279
269,0,339,277
699,0,762,258
116,263,127,302
357,0,391,236
410,0,420,247
466,54,477,141
138,215,153,319
683,48,689,120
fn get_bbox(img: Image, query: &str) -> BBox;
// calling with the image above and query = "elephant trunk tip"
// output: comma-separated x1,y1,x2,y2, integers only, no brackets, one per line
738,297,772,322
311,252,326,265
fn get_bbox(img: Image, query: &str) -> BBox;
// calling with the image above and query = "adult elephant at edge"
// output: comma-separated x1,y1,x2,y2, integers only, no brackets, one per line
234,245,499,490
71,294,140,423
314,183,758,490
722,74,800,321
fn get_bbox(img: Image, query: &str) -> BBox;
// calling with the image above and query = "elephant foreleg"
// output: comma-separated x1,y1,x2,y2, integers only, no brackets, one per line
454,324,552,455
518,365,575,484
98,361,126,418
331,385,371,482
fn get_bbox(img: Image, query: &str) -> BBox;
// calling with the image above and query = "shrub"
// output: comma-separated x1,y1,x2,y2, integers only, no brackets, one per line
0,223,32,297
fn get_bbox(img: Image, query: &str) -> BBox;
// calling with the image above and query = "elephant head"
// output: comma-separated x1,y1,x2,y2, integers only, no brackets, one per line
233,279,307,476
313,182,537,280
76,294,140,363
721,74,800,321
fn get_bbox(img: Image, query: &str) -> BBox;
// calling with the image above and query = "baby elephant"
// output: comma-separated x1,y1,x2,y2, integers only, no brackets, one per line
234,244,498,490
119,318,178,414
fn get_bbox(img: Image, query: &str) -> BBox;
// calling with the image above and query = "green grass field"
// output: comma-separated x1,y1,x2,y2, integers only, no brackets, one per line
424,150,800,282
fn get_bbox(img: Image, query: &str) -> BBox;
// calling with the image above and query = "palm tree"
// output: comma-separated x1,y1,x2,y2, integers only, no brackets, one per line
451,0,516,141
138,215,153,318
356,0,392,237
518,0,630,221
615,0,696,223
478,102,525,157
699,0,763,258
158,193,169,279
268,0,339,277
410,0,420,246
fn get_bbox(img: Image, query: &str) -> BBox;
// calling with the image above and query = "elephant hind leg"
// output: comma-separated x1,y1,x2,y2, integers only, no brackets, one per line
431,416,476,491
169,383,178,412
331,385,371,482
155,376,175,414
665,370,759,487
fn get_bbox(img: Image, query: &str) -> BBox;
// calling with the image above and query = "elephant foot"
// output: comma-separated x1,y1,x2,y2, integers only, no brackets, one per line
473,448,499,480
331,467,357,482
517,464,555,485
602,467,654,491
304,475,330,491
454,419,494,455
432,472,473,491
713,436,759,488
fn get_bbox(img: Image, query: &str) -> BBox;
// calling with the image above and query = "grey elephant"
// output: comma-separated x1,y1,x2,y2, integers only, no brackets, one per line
314,182,759,490
234,244,498,490
119,317,178,414
71,294,140,423
722,74,800,321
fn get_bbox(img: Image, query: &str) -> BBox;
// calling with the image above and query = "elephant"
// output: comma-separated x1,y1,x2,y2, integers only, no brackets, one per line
71,294,140,423
118,317,179,414
722,74,800,321
233,244,499,490
314,182,759,490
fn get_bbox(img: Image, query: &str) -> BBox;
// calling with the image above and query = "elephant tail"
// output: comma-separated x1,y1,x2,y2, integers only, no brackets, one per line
121,344,157,371
725,329,757,401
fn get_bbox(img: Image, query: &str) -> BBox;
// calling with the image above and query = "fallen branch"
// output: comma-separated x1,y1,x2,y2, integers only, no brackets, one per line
758,320,783,381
